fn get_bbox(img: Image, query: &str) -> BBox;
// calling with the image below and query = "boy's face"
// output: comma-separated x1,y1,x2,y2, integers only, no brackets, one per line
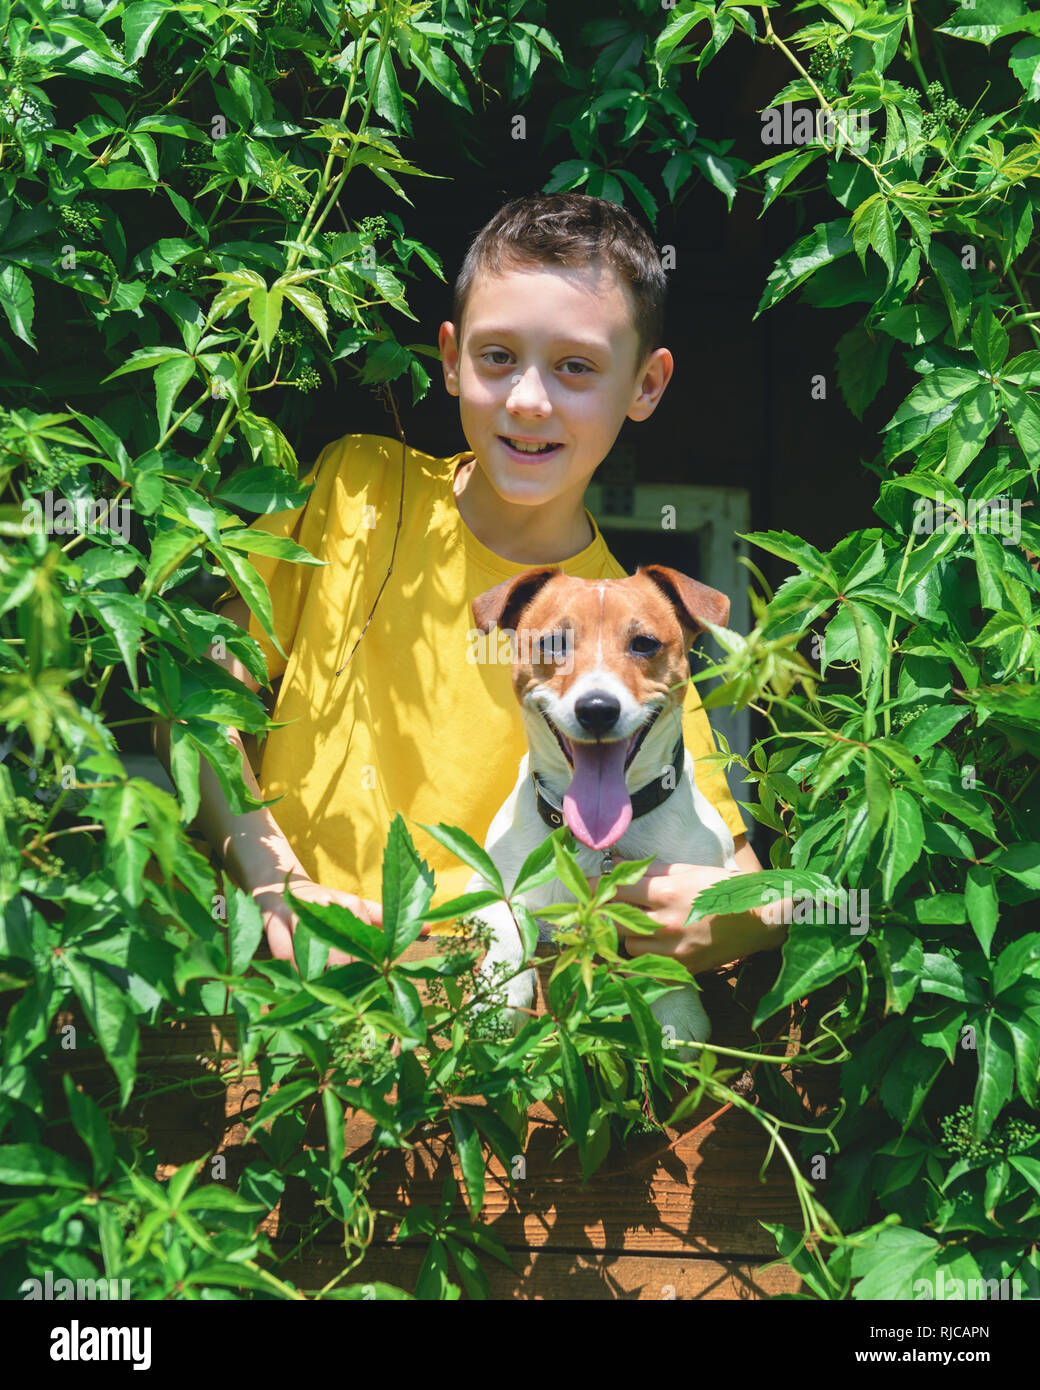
439,260,672,509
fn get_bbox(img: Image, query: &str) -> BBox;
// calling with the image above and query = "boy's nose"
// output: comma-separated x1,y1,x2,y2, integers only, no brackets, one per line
507,365,551,412
574,692,621,735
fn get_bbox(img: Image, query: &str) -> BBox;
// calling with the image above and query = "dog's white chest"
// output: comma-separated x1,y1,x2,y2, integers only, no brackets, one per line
481,751,738,931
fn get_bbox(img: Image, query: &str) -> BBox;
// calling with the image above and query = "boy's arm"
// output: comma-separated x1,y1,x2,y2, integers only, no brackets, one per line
151,596,382,964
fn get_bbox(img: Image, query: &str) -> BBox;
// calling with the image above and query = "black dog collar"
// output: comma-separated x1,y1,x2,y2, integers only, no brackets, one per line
531,733,686,833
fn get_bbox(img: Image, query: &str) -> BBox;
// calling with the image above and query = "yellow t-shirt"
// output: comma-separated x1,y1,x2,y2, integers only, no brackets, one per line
219,433,745,907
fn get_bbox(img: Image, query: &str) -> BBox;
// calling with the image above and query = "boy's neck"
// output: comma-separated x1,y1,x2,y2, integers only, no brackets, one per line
452,458,595,565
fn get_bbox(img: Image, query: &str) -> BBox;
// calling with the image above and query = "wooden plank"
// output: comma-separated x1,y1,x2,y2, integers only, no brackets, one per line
274,1245,803,1300
56,936,818,1276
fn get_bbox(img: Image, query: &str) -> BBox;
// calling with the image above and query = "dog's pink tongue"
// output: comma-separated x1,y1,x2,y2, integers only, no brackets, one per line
563,740,632,851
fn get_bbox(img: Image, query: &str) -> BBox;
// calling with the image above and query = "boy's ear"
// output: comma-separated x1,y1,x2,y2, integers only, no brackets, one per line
472,567,561,635
636,565,730,640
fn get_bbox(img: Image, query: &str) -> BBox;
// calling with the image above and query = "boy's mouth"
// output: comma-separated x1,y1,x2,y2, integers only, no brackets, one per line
498,435,563,461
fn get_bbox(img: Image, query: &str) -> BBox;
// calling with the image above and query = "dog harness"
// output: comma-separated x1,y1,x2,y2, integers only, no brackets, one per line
531,731,686,873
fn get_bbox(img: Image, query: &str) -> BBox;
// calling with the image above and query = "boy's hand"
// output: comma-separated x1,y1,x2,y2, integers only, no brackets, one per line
250,876,383,970
588,859,788,976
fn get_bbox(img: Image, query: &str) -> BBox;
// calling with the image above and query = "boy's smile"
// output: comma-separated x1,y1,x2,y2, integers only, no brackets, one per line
440,260,672,564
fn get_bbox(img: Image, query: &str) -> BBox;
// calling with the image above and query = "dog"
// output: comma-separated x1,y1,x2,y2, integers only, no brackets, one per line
464,564,739,1048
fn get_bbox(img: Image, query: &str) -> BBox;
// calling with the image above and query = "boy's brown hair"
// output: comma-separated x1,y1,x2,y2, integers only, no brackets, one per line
452,192,667,372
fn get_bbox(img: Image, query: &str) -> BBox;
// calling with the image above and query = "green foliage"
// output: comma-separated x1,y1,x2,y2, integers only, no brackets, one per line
2,0,1039,1303
666,0,1040,1302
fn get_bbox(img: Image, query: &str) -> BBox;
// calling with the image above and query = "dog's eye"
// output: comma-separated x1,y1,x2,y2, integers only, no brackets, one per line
630,634,661,657
535,630,572,663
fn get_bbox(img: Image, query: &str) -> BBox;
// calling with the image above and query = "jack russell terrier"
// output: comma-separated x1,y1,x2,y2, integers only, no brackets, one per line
465,564,739,1048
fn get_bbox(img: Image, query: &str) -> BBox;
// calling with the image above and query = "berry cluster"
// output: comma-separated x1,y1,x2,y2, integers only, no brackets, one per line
1,92,48,133
275,322,317,347
29,443,76,489
892,701,927,730
421,915,514,1042
807,43,851,84
922,80,969,137
12,794,46,825
175,262,201,291
357,214,389,244
275,0,306,25
329,1016,394,1080
185,166,211,192
6,56,43,86
289,365,321,392
941,1105,1040,1163
58,201,101,242
276,191,308,221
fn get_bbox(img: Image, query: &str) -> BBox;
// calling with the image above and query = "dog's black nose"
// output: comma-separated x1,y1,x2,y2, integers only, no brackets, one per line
574,692,621,735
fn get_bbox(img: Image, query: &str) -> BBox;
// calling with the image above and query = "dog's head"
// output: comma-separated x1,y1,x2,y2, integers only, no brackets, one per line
471,566,730,851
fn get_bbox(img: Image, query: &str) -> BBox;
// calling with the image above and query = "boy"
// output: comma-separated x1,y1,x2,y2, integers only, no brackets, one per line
153,193,786,974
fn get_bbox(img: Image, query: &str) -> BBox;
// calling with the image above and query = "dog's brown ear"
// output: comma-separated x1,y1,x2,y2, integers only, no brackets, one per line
637,565,731,638
471,567,561,635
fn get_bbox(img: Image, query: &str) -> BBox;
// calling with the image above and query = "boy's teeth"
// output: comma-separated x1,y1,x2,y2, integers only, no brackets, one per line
507,437,557,454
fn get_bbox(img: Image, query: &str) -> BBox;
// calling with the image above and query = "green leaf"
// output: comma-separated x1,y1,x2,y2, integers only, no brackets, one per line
879,788,925,897
897,706,968,755
154,357,196,440
381,815,434,959
691,148,738,210
62,1077,116,1186
0,1143,88,1190
249,286,284,357
1000,383,1040,479
753,920,864,1027
1009,36,1040,99
215,466,312,514
991,842,1040,888
64,952,139,1107
322,1087,345,1175
209,541,283,658
618,978,664,1084
744,528,831,578
971,309,1010,375
0,264,36,349
945,384,999,480
755,220,854,318
282,284,329,343
557,1030,591,1158
419,823,504,896
972,1014,1015,1141
754,148,820,215
551,838,592,903
920,953,985,1005
449,1107,485,1218
864,749,894,843
964,865,999,957
850,1227,939,1299
836,323,892,419
930,242,972,342
227,883,264,974
285,891,384,964
937,0,1032,45
246,1078,318,1137
121,1,166,62
993,932,1040,996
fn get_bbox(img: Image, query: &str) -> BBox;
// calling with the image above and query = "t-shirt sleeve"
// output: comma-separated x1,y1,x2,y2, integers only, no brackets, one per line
681,682,748,840
211,442,339,682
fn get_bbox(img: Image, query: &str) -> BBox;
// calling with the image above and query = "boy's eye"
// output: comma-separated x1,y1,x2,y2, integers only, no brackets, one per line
561,361,592,375
483,350,512,366
629,634,661,657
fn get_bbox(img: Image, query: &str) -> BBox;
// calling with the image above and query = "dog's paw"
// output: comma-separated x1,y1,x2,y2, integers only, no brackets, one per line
650,983,711,1050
